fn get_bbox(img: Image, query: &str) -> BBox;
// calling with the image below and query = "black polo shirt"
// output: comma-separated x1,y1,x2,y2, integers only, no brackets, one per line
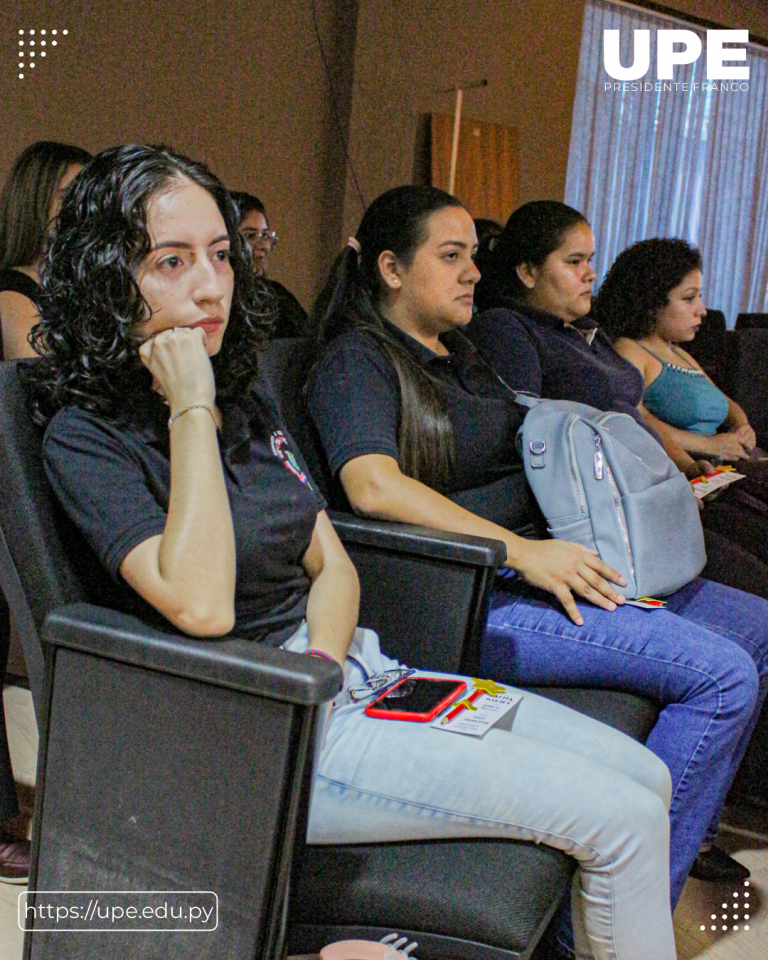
43,391,324,645
466,302,648,428
307,320,540,533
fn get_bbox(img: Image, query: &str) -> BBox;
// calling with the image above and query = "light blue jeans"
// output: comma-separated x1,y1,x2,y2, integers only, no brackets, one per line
284,625,676,960
483,573,768,906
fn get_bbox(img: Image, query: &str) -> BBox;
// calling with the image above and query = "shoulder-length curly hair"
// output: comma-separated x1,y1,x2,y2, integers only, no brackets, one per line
23,144,272,423
594,238,703,341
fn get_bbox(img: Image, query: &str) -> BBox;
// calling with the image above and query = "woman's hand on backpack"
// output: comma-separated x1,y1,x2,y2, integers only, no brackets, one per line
513,539,627,626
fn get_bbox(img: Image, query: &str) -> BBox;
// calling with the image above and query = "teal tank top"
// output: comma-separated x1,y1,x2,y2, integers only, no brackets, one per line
639,345,729,435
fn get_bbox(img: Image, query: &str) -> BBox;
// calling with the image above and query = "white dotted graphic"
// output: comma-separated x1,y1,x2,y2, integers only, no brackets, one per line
701,880,751,933
14,29,68,78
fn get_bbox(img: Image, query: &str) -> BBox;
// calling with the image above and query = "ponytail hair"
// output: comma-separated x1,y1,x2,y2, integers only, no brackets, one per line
475,200,588,311
312,185,463,489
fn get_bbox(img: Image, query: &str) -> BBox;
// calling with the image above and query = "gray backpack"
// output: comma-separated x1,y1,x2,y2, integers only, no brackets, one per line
515,395,706,599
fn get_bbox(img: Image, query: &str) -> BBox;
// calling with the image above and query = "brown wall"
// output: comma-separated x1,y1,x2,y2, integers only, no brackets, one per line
3,0,767,307
341,0,587,237
342,0,768,237
2,0,358,308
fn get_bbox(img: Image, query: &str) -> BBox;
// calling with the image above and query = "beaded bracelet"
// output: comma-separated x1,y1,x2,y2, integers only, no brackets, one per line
305,648,337,664
167,404,218,431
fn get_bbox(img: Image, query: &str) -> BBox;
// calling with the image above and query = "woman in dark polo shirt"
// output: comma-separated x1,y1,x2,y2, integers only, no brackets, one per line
307,185,768,907
22,147,678,960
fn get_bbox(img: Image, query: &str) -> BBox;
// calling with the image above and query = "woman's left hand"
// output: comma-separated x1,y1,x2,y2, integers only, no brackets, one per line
730,422,757,451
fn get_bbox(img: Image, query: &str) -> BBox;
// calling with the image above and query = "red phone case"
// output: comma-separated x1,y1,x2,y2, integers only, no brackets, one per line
364,677,467,722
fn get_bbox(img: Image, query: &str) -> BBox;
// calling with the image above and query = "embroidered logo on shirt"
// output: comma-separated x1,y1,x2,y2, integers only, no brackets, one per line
270,430,310,485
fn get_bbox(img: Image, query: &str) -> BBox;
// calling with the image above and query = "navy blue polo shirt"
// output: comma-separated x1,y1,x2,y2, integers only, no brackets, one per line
307,319,541,533
466,302,648,428
43,390,324,644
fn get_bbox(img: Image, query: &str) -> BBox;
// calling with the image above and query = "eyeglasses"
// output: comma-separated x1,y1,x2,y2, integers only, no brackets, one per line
241,228,279,250
348,668,416,703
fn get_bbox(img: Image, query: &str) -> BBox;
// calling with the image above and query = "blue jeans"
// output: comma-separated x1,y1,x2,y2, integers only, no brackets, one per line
285,625,676,960
482,574,768,906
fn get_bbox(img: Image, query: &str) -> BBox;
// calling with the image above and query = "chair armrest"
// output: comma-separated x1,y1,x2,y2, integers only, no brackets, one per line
328,511,507,568
328,511,507,675
42,603,341,705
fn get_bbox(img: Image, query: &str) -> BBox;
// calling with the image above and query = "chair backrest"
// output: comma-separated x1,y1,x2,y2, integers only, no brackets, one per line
727,329,768,449
257,338,335,502
27,604,338,960
735,312,768,330
686,309,727,386
0,361,117,707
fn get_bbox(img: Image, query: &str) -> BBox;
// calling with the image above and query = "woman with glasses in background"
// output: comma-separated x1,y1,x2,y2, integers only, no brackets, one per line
232,191,308,338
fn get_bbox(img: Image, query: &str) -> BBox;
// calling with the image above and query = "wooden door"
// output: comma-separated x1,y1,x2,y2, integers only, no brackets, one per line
430,113,518,224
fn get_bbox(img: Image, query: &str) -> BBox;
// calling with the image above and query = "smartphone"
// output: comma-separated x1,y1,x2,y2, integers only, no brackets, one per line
364,677,467,722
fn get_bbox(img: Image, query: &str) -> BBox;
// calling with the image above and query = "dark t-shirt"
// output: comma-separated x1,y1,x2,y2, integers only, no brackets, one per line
267,278,309,339
0,268,42,360
43,391,325,644
307,320,540,532
466,302,648,428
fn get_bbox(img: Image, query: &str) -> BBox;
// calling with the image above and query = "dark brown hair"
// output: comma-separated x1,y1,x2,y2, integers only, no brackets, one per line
231,190,268,225
313,185,464,489
0,140,92,270
23,144,273,425
475,200,588,310
594,238,703,341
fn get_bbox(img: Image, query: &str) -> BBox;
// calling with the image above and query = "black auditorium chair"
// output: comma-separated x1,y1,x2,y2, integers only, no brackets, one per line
0,360,341,960
0,357,568,960
735,312,768,329
258,339,661,957
724,328,768,453
686,308,726,386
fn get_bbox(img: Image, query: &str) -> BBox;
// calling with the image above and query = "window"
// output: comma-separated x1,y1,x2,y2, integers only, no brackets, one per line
565,0,768,324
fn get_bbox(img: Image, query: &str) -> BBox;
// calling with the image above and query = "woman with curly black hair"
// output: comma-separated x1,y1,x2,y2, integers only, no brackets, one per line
23,148,681,960
595,238,754,467
594,237,768,578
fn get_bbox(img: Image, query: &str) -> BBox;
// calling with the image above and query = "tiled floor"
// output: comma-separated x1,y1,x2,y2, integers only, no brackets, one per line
2,682,767,959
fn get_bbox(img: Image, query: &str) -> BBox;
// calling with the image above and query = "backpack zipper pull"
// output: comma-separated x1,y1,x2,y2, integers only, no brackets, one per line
594,436,604,480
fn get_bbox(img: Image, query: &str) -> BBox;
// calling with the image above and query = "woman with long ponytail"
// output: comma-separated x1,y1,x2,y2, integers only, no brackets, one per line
308,186,768,919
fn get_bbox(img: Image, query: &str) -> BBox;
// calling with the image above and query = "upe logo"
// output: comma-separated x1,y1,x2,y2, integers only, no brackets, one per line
604,29,749,80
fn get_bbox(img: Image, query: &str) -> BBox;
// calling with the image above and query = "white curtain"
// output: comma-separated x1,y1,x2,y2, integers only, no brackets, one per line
565,0,768,325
